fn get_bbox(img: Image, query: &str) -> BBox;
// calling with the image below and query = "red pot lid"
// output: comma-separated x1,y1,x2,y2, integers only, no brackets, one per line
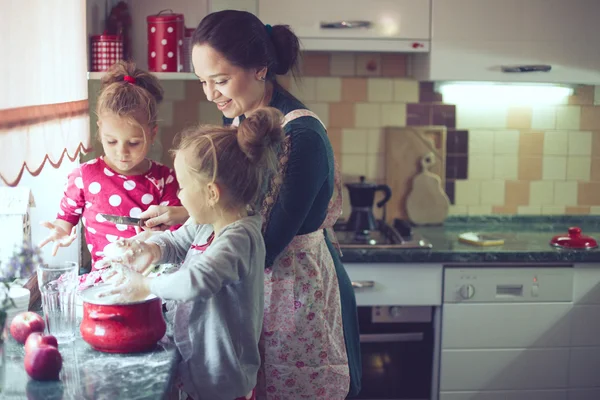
550,227,598,249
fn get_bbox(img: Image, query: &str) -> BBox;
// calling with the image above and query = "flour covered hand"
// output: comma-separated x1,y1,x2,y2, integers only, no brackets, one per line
97,264,152,303
101,237,160,274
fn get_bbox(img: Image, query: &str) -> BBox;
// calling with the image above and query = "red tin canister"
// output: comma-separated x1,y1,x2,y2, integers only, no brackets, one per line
90,33,124,72
147,10,185,72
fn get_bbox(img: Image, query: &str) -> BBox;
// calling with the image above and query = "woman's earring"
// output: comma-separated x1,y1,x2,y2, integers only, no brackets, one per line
259,76,266,82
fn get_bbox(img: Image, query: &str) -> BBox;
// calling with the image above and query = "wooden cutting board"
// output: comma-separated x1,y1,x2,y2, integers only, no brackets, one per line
384,126,447,223
405,152,450,225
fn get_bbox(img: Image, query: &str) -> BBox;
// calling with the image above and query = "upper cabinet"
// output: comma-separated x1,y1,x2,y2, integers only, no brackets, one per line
257,0,431,52
412,0,600,84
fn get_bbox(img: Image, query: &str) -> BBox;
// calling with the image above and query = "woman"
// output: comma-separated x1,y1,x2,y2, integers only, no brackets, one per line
140,10,361,399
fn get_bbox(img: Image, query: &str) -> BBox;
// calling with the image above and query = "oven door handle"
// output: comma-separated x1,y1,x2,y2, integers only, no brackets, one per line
352,280,375,289
360,332,424,343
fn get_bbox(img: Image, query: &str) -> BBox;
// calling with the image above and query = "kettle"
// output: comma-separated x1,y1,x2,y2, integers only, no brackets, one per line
345,176,392,232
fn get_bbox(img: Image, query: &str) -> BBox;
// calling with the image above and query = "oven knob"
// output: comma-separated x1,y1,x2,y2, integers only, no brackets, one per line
389,306,403,318
459,284,475,299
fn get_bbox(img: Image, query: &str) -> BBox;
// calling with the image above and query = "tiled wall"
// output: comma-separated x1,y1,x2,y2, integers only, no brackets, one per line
87,51,600,217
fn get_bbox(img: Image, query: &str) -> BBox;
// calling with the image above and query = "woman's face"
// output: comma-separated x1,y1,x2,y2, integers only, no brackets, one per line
191,44,267,119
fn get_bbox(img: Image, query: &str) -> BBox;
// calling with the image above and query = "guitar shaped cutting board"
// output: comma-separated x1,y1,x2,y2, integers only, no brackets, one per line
406,152,450,225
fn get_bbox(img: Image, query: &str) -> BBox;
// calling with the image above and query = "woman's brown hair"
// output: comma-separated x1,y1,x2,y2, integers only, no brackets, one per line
173,107,284,210
96,61,164,133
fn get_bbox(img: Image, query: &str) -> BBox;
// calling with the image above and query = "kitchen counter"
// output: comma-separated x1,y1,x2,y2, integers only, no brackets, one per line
340,215,600,264
2,333,178,400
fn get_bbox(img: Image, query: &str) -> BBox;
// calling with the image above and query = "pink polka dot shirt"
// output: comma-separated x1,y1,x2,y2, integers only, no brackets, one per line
56,157,181,269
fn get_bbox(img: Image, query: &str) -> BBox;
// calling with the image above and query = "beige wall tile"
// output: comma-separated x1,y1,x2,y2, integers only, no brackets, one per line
507,107,532,129
198,101,222,124
456,106,508,129
592,131,600,157
543,131,569,155
518,206,542,215
567,156,591,181
468,130,494,154
366,154,386,181
480,180,506,206
493,205,518,215
330,53,356,76
519,131,544,156
393,79,419,103
542,156,567,180
565,206,591,215
595,87,600,105
569,86,595,106
455,180,481,206
341,129,368,154
542,206,566,215
580,106,600,130
449,205,468,215
568,131,593,155
158,100,174,126
355,103,381,128
290,77,317,102
531,106,557,130
468,155,494,179
494,155,518,180
591,158,600,181
304,102,329,126
554,181,578,206
381,54,407,77
578,182,600,205
518,156,543,180
162,81,186,101
356,53,382,76
556,106,581,130
301,52,330,76
329,103,355,129
381,103,407,127
367,129,385,154
590,206,600,214
327,128,342,154
468,205,493,215
494,130,520,155
315,77,342,102
341,78,367,102
530,181,554,205
341,154,367,178
368,78,394,102
505,180,530,206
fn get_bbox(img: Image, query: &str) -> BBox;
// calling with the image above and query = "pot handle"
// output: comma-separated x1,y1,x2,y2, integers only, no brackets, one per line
375,184,392,208
89,311,124,321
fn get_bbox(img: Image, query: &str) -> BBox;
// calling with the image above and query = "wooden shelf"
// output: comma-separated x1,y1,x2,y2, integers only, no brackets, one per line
87,72,198,81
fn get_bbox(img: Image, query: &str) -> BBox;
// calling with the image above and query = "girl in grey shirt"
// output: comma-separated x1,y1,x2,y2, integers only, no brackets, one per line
99,108,285,400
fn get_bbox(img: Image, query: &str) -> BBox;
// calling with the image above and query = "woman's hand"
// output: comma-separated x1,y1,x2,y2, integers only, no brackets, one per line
139,205,189,230
101,238,161,273
38,221,77,256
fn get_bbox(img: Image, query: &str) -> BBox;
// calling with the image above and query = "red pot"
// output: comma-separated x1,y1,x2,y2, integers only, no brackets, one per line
79,285,166,353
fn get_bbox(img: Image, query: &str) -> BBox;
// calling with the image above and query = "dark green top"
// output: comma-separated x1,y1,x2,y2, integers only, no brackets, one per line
224,85,362,397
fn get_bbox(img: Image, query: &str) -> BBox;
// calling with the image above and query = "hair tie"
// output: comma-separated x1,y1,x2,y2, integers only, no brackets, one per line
123,75,136,84
265,24,273,36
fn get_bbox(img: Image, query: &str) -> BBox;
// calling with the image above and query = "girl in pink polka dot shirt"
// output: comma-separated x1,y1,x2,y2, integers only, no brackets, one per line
40,61,181,271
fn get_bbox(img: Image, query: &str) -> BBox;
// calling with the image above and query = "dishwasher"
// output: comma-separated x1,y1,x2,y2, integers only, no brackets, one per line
439,266,574,400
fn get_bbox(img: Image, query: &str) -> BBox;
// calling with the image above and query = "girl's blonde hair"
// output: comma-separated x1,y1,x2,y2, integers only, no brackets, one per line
173,107,284,210
96,61,164,135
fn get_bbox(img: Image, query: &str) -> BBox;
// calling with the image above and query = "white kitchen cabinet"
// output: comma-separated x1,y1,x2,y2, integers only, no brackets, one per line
343,263,443,306
412,0,600,84
257,0,431,52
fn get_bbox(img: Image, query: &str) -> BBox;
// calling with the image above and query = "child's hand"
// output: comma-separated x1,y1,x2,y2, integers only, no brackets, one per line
102,238,159,273
39,221,77,256
139,205,189,230
97,265,151,303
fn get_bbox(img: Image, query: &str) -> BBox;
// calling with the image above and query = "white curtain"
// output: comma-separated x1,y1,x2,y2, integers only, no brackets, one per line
0,0,91,186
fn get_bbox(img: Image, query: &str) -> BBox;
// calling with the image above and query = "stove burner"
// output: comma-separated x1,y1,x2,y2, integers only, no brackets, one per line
333,219,432,249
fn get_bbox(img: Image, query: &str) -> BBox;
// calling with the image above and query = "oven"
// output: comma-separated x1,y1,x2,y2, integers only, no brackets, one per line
353,306,435,400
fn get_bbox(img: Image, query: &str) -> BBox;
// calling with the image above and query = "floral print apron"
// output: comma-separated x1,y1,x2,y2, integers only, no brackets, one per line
243,110,350,399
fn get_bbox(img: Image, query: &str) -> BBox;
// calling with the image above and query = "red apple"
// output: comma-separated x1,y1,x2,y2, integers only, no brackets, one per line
24,345,63,381
25,332,58,355
10,312,45,344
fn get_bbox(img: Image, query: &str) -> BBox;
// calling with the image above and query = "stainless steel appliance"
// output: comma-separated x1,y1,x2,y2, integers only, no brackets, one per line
354,305,436,400
334,219,433,249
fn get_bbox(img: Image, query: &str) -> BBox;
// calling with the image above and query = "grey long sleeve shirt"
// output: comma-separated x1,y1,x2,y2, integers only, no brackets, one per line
147,215,265,400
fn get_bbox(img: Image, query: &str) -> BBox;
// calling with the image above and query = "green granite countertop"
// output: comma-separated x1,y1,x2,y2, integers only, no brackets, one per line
339,216,600,264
